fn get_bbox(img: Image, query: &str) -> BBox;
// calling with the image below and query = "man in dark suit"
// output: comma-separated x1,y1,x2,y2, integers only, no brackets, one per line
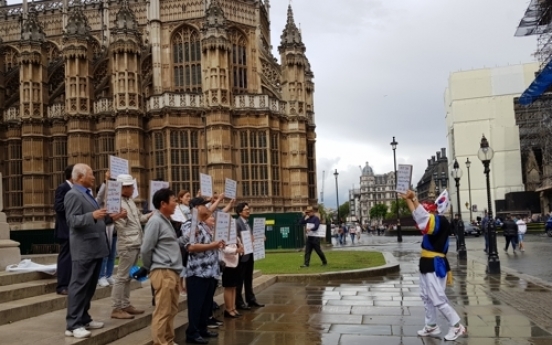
54,164,74,295
235,202,264,310
64,163,125,339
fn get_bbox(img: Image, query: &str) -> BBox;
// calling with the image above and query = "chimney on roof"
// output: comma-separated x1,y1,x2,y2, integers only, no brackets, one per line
436,151,441,160
427,159,431,167
441,148,446,158
431,156,436,164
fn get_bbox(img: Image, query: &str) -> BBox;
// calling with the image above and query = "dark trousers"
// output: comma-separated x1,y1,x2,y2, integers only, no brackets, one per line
186,276,216,339
236,256,256,306
304,236,327,266
66,258,102,330
56,239,72,293
504,235,517,251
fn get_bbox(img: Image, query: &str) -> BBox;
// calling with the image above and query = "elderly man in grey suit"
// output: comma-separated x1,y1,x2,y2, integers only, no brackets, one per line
64,163,125,339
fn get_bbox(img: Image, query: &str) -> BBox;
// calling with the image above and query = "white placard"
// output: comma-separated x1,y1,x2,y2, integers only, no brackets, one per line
171,206,187,223
149,180,170,211
224,178,237,200
252,218,266,238
241,230,254,255
189,208,199,244
228,218,237,244
200,173,213,198
105,181,123,214
132,180,139,199
253,239,265,260
214,212,230,243
395,164,413,195
109,156,129,179
307,224,327,238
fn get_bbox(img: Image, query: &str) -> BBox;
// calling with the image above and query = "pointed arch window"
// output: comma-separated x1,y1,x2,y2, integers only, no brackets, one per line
172,27,202,93
230,30,247,94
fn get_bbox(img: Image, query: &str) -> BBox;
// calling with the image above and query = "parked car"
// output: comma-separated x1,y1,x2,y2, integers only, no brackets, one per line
464,221,481,237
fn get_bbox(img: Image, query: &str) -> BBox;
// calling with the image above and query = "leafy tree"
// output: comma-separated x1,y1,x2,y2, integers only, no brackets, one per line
339,201,350,221
386,199,412,219
369,203,388,221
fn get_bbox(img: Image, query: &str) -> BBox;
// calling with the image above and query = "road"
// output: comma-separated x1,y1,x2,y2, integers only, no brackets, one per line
332,233,552,283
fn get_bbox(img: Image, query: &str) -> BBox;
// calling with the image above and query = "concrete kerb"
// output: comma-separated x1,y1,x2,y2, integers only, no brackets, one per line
275,251,400,283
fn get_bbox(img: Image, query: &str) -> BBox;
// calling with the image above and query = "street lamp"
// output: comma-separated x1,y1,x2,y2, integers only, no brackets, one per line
390,136,402,243
358,165,363,226
466,158,473,222
478,135,500,274
451,158,467,261
334,169,340,225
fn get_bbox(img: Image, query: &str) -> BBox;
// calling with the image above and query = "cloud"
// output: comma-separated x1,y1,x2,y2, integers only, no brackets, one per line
270,0,536,203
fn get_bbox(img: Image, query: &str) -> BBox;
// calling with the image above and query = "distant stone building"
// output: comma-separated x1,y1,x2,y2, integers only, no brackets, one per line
0,0,317,230
416,148,449,203
349,162,395,224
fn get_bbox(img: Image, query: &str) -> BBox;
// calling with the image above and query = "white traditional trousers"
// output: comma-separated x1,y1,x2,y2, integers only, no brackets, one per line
419,272,461,326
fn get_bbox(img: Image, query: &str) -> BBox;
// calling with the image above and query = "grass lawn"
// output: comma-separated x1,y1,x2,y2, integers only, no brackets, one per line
255,251,386,275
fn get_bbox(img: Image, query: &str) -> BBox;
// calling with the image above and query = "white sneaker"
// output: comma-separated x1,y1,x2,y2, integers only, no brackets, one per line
98,277,109,287
85,321,104,329
65,327,91,339
444,324,466,341
417,325,441,337
107,277,115,285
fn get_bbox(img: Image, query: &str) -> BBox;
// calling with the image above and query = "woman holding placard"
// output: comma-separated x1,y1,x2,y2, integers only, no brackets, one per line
221,238,244,318
174,190,192,296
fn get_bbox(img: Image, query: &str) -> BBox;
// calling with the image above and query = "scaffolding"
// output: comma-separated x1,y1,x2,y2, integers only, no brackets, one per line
515,0,552,200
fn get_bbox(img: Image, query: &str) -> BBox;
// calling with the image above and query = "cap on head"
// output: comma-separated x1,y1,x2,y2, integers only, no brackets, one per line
190,197,210,208
305,206,314,212
116,174,136,186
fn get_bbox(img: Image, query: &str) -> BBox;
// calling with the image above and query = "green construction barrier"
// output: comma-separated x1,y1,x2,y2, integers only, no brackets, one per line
246,212,305,250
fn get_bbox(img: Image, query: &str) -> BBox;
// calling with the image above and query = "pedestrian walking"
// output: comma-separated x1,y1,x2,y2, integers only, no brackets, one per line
516,217,527,252
503,215,518,253
401,189,466,341
349,223,357,245
300,206,328,268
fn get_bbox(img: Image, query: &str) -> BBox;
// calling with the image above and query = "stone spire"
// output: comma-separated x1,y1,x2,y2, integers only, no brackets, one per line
278,5,305,53
114,0,139,34
203,0,226,32
21,3,45,42
64,0,91,38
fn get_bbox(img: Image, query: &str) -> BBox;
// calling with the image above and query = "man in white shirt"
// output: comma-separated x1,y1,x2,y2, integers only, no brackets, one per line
516,217,527,252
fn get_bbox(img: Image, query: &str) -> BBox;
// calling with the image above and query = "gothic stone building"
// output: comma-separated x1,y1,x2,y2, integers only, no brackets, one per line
0,0,317,230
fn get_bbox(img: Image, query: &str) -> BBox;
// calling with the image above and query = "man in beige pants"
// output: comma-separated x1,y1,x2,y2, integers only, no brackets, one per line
111,174,152,319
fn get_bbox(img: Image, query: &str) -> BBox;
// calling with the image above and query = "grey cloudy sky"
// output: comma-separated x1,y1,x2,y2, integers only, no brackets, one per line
269,0,537,208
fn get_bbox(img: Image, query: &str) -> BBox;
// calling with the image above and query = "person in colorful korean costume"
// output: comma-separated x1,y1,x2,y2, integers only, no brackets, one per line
401,189,466,341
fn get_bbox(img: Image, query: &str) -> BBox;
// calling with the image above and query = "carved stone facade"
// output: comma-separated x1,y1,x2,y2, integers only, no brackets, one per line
0,0,317,230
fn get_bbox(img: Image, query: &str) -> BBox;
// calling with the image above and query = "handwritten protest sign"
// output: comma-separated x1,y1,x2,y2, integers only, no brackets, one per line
241,230,254,255
214,212,230,243
149,180,170,211
228,218,237,244
253,239,265,260
395,164,413,194
224,178,237,200
109,156,129,179
252,218,266,238
105,181,122,214
200,173,213,197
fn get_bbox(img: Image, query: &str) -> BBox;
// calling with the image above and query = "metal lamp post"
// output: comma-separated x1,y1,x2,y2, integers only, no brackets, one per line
358,165,363,226
466,158,473,222
334,169,340,225
451,159,467,261
478,135,500,274
390,137,402,243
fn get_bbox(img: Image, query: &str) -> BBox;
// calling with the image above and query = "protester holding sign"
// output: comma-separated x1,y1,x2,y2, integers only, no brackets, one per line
96,170,117,288
299,206,328,268
111,174,152,320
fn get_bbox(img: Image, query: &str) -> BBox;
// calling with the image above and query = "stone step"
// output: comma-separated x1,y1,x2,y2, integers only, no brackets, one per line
107,274,276,345
0,280,141,326
0,270,52,287
0,277,57,303
0,271,272,345
21,254,59,265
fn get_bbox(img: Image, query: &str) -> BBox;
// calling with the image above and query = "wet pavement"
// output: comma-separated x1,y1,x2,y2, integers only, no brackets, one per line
176,234,552,344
